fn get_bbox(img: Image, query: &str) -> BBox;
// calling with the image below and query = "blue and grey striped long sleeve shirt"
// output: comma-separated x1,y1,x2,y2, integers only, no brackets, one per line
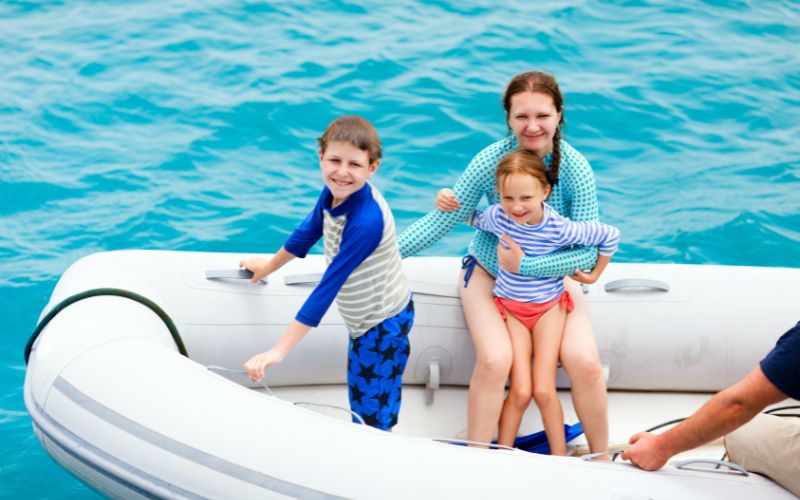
284,182,409,337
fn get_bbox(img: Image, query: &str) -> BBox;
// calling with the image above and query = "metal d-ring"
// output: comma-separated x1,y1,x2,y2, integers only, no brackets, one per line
293,401,366,425
673,459,749,476
206,365,274,396
431,438,516,451
581,449,625,461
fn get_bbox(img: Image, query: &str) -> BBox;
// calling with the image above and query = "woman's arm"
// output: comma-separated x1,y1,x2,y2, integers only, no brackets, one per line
397,138,512,258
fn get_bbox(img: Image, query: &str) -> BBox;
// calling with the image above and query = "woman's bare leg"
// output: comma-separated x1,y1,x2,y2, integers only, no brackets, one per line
459,266,512,445
560,279,608,454
532,305,568,455
497,313,533,447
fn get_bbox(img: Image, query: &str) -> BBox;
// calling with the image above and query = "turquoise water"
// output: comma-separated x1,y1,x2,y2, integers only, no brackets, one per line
2,0,799,496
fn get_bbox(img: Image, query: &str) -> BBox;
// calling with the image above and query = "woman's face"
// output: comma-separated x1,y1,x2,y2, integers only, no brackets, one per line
507,91,561,158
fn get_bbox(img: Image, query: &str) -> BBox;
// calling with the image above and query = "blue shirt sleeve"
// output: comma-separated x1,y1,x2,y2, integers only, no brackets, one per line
294,204,385,328
283,192,325,258
759,321,800,400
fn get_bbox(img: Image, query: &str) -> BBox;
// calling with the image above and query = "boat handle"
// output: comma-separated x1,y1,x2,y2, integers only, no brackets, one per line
293,401,366,425
604,279,669,293
206,366,274,396
673,459,749,476
581,449,625,461
425,361,440,405
206,269,267,284
431,438,516,451
284,273,323,286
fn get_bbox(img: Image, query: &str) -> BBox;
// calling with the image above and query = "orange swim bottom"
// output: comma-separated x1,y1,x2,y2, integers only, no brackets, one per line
494,292,574,331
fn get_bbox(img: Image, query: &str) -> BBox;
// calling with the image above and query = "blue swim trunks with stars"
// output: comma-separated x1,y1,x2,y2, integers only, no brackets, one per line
347,298,414,430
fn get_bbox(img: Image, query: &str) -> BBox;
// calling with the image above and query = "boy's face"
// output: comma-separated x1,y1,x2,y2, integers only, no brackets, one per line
319,140,378,207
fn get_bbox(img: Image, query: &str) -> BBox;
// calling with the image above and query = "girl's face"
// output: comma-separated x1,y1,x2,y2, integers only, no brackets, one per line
499,172,551,225
507,91,561,158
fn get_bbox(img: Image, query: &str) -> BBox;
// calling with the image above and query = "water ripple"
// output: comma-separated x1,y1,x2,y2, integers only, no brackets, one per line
2,1,799,495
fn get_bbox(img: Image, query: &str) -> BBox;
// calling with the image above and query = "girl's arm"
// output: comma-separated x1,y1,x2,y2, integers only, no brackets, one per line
397,138,512,258
466,205,502,235
558,219,620,284
572,254,611,284
516,145,601,278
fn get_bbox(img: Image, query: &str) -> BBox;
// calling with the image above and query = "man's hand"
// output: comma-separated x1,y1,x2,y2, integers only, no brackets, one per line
497,234,523,274
621,432,671,471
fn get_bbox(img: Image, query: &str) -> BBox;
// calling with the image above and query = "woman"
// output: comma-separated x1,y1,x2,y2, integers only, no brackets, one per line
397,71,608,454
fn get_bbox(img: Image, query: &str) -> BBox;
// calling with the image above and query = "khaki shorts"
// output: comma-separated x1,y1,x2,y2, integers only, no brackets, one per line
725,413,800,497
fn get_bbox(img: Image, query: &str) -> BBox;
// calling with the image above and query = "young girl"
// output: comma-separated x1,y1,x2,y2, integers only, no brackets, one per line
468,151,620,454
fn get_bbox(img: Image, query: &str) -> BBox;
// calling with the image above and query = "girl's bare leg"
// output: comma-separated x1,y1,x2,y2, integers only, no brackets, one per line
560,279,609,454
532,305,568,455
497,313,533,447
459,266,512,445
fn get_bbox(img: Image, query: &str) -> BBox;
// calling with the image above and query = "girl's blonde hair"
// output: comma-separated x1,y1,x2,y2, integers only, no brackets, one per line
495,151,551,193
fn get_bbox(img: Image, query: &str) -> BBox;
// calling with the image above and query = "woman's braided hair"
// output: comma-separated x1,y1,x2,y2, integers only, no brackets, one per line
502,71,565,185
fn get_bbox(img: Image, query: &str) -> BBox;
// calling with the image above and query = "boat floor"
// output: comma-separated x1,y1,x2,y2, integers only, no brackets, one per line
256,385,739,461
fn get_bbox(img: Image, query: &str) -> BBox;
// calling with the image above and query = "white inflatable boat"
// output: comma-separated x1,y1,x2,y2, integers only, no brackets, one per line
24,250,799,499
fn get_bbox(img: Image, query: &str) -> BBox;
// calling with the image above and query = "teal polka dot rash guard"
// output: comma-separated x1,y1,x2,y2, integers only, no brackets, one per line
397,135,600,279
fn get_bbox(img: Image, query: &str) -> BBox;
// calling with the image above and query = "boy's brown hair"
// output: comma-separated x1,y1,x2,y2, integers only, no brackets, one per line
317,115,382,164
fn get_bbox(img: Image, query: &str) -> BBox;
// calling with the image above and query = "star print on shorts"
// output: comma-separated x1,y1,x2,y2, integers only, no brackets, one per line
347,298,414,430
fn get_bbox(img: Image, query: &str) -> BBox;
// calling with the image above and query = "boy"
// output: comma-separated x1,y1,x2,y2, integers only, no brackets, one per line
242,115,413,431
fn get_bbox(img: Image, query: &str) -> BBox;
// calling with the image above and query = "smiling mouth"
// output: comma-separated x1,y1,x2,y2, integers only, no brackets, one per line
331,179,353,186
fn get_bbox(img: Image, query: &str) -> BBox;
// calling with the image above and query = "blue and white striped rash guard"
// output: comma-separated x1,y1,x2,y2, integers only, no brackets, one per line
469,203,620,303
284,182,409,338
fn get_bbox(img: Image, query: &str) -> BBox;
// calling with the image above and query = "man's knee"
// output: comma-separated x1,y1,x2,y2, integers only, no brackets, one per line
726,414,800,497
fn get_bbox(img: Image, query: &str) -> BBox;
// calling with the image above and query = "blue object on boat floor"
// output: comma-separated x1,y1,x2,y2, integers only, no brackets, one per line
496,422,584,454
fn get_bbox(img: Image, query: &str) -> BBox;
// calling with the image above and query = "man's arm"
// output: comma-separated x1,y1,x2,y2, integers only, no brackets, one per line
622,366,787,470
